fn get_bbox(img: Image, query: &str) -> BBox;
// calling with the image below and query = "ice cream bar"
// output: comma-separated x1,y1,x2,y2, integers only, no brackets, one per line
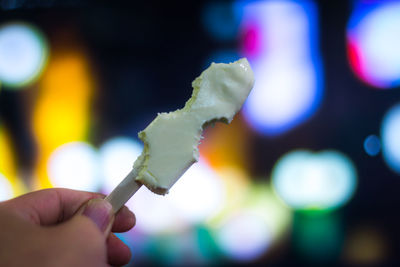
105,58,254,212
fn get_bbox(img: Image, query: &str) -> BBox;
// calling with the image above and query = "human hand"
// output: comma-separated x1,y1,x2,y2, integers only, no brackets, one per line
0,188,136,267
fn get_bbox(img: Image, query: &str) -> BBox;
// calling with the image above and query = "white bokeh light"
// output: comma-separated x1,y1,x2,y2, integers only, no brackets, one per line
244,60,318,133
381,104,400,174
127,159,225,233
241,1,322,135
0,173,14,201
0,23,48,87
214,184,291,262
349,2,400,88
48,142,100,191
128,186,184,234
167,160,225,223
99,136,142,193
272,150,357,210
216,211,272,261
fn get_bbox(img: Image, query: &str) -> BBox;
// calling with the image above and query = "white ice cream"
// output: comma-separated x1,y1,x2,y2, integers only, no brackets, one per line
134,58,254,194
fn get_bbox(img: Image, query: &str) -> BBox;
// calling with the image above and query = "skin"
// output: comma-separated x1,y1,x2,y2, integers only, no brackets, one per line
0,188,136,267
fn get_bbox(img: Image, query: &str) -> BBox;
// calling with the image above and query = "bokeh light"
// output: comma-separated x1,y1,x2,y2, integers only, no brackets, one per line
0,126,27,196
215,183,291,262
0,127,17,185
128,186,184,235
1,2,399,265
201,2,242,42
343,226,388,265
293,213,343,262
168,160,225,223
0,172,14,201
135,230,213,266
99,136,142,194
216,210,272,261
47,142,100,191
209,166,251,225
0,22,48,88
240,0,323,135
347,2,400,88
129,159,225,234
381,103,400,174
200,116,251,171
242,184,291,245
272,150,357,211
32,46,94,188
364,134,381,156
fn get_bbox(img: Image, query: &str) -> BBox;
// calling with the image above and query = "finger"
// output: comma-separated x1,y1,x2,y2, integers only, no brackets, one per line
2,188,103,225
107,233,132,266
112,206,136,233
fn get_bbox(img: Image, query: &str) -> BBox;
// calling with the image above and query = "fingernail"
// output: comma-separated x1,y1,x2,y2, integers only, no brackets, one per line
82,199,113,233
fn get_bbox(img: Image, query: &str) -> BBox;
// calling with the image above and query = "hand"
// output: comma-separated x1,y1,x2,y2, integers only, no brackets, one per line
0,188,136,267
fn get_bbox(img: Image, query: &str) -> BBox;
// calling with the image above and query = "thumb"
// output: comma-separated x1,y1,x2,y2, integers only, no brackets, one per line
78,198,115,237
42,199,114,267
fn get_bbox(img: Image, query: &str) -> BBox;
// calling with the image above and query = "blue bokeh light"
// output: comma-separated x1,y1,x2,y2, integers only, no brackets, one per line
363,135,381,156
201,2,242,42
347,1,400,88
239,0,323,136
381,104,400,174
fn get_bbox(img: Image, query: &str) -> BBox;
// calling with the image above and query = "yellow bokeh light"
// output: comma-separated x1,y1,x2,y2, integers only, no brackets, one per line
242,183,292,242
200,114,251,170
0,127,16,180
0,127,27,196
32,49,94,189
208,166,251,226
343,226,388,265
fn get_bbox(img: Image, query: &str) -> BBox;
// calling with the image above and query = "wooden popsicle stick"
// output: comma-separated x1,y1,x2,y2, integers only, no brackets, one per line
105,166,143,213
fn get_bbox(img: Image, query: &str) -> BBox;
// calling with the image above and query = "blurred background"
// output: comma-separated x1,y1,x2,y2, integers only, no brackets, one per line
0,0,399,265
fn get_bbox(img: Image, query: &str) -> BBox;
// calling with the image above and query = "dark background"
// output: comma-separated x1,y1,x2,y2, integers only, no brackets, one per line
0,0,399,266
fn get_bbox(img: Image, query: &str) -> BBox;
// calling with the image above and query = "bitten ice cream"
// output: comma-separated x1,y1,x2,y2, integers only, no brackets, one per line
106,58,254,212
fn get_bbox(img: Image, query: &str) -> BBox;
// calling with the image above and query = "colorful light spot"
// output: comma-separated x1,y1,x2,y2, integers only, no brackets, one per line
99,136,142,194
215,183,291,262
216,211,272,261
128,185,184,234
239,20,262,59
272,150,357,211
347,2,400,88
239,1,323,135
293,213,343,262
48,142,100,191
32,45,94,188
381,103,400,174
363,134,381,156
0,127,17,186
208,166,251,226
201,2,242,42
0,22,48,88
0,172,14,201
344,226,388,265
167,160,225,223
